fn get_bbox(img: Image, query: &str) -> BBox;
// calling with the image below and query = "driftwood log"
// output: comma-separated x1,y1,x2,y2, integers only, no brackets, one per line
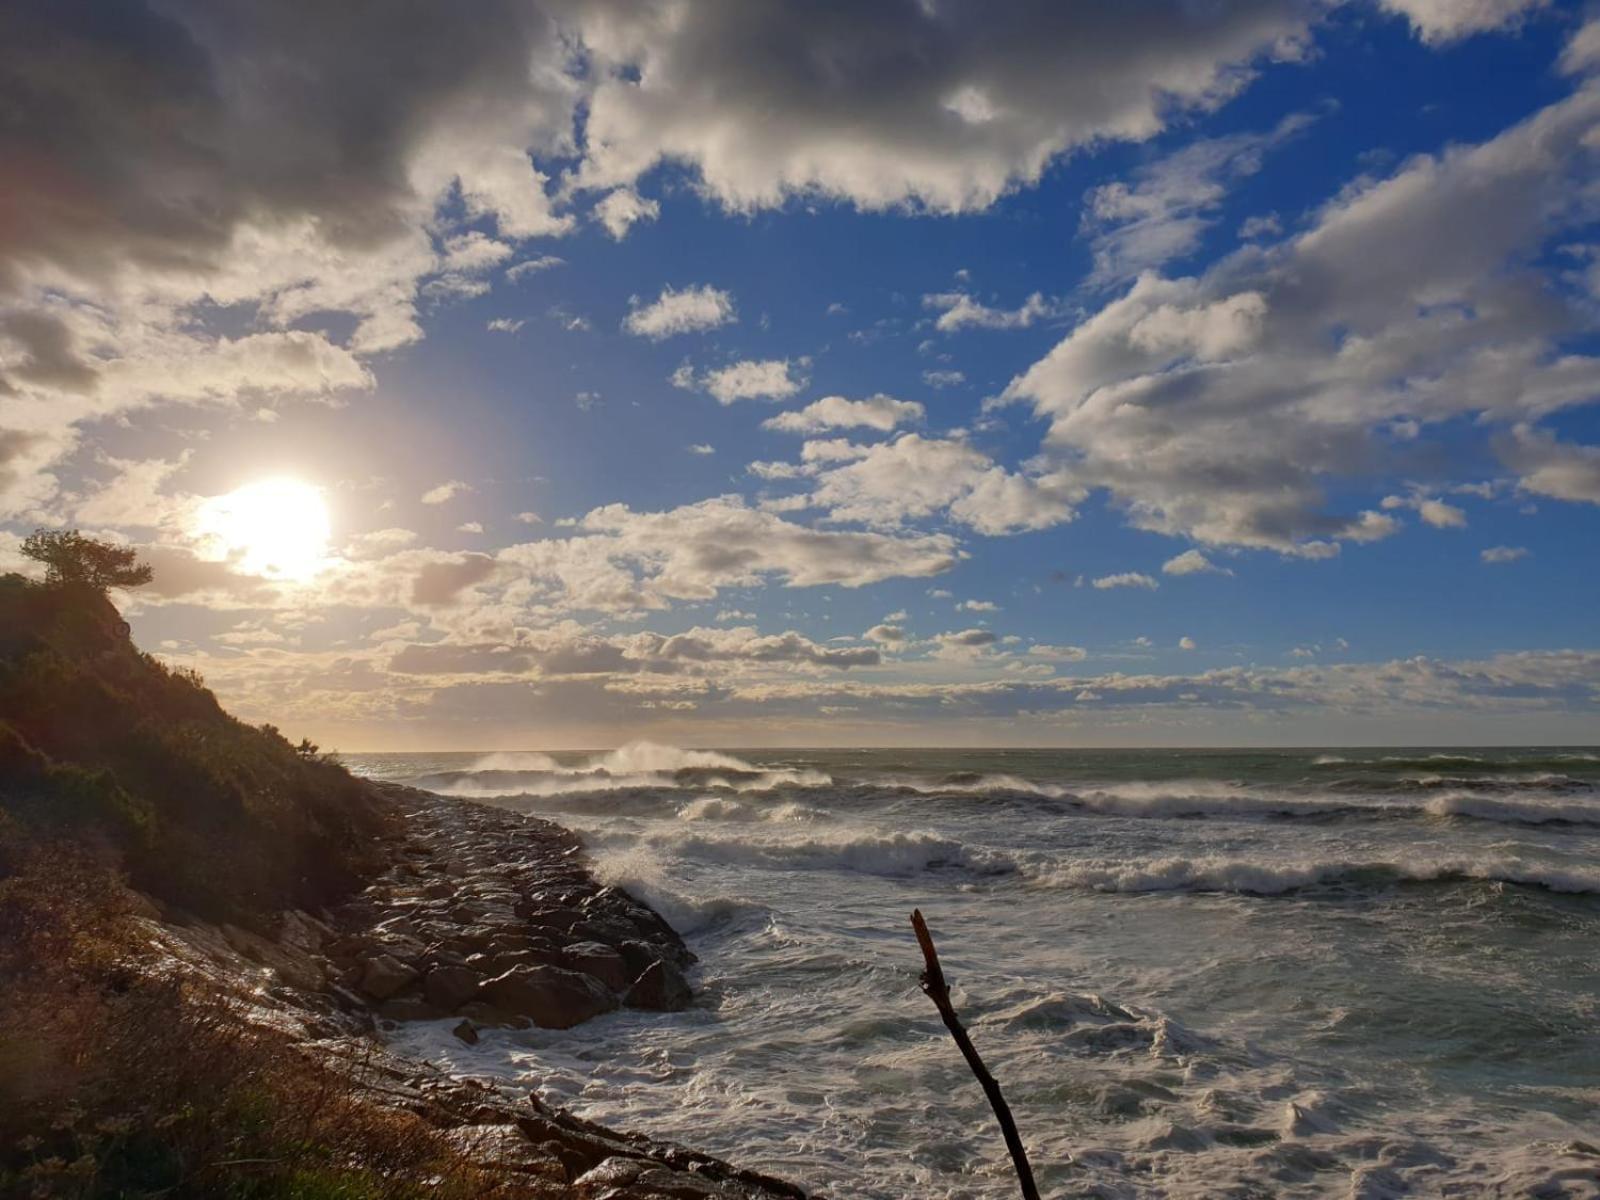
910,908,1041,1200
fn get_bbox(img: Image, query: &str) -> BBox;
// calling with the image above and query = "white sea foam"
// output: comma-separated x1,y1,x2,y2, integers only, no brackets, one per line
1028,853,1600,895
637,826,1016,878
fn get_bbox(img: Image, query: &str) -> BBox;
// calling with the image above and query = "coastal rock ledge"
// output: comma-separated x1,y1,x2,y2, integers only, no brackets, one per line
148,783,811,1200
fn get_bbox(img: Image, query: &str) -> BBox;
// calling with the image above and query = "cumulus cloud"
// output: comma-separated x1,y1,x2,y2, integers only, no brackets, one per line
802,433,1079,535
411,554,497,606
1179,636,1197,650
623,284,736,339
678,359,805,404
923,291,1055,332
421,480,471,505
1004,70,1600,556
594,188,661,239
570,2,1315,214
1093,572,1159,590
763,395,925,434
499,495,958,612
1162,549,1232,576
1378,0,1547,44
1381,490,1468,528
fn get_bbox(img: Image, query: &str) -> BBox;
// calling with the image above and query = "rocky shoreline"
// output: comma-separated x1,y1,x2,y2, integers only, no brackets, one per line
144,783,812,1199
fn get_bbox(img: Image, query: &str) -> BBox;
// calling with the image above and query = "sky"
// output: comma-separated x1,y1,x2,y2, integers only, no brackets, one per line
2,0,1598,750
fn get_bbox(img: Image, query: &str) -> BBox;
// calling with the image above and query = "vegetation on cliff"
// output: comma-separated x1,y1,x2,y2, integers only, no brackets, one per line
0,545,540,1199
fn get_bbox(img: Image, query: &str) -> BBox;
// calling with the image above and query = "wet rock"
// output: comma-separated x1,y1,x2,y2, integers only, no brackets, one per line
378,996,445,1021
566,941,630,991
483,964,619,1029
359,953,420,1001
423,965,485,1011
451,1018,480,1045
625,959,692,1012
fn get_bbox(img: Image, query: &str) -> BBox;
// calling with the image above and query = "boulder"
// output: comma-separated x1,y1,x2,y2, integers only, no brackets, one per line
452,1018,480,1045
358,953,420,1001
625,960,692,1012
482,964,619,1029
565,941,629,992
423,965,485,1011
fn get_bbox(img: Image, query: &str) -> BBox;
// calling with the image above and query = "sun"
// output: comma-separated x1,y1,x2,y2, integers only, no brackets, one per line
194,478,331,581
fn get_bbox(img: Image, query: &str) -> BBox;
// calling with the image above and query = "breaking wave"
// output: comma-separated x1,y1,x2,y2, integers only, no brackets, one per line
1027,854,1600,896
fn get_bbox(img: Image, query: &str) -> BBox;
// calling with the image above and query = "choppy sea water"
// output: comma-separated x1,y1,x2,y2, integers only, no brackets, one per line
344,746,1600,1198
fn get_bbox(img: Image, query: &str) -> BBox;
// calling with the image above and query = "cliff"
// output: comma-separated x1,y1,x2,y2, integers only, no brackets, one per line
0,575,809,1200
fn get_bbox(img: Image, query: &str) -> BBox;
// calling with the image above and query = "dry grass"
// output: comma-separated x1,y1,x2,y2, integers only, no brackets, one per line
0,840,558,1200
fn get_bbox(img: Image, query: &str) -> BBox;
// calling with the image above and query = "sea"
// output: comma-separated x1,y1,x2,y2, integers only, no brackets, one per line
343,746,1600,1198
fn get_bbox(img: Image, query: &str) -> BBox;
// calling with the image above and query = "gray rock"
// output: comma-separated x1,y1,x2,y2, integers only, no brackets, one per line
359,953,420,1001
626,959,692,1012
482,964,619,1029
566,941,630,992
423,965,485,1011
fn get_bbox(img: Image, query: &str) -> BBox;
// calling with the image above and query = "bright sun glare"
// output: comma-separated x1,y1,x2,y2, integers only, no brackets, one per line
195,478,331,581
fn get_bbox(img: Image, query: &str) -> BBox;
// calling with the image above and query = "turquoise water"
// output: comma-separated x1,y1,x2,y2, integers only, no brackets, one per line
347,746,1600,1197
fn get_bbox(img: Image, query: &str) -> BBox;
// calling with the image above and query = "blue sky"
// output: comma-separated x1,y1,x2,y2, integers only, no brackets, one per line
1,0,1597,747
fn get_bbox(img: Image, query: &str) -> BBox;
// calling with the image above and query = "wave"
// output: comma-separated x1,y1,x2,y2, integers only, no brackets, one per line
1028,854,1600,897
635,827,1017,879
1422,791,1600,827
408,740,833,798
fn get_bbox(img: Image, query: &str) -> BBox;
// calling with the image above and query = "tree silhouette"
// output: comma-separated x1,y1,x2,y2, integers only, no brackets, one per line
22,529,153,592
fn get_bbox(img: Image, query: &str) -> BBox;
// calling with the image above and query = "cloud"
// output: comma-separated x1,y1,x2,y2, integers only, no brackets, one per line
763,395,925,434
499,495,959,612
1481,545,1530,563
1381,490,1467,528
1500,425,1600,504
1377,0,1548,44
345,528,418,559
570,2,1315,214
1179,636,1197,650
687,443,715,456
594,188,661,239
1162,549,1232,576
958,599,1000,612
411,554,497,606
923,291,1055,332
1093,572,1158,590
922,370,967,389
505,255,565,281
486,318,525,333
865,623,907,643
421,480,470,505
515,511,543,525
679,359,805,404
623,284,736,339
802,433,1079,535
457,521,484,533
1082,113,1313,285
1004,72,1600,556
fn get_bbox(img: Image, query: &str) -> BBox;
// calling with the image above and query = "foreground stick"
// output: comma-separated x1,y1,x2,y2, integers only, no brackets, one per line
910,909,1041,1200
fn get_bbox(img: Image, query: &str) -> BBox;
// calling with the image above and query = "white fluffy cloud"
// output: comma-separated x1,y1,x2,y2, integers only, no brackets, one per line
1378,0,1547,44
763,395,925,434
623,284,736,339
1162,549,1232,576
500,495,959,612
421,480,471,505
679,359,805,405
923,291,1055,332
799,434,1080,536
1004,67,1600,556
570,2,1316,214
1092,572,1159,590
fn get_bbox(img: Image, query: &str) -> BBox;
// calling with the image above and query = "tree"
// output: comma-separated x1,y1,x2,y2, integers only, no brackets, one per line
21,529,153,592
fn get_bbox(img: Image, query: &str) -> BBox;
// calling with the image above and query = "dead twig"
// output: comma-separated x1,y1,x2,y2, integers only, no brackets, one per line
910,908,1040,1200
